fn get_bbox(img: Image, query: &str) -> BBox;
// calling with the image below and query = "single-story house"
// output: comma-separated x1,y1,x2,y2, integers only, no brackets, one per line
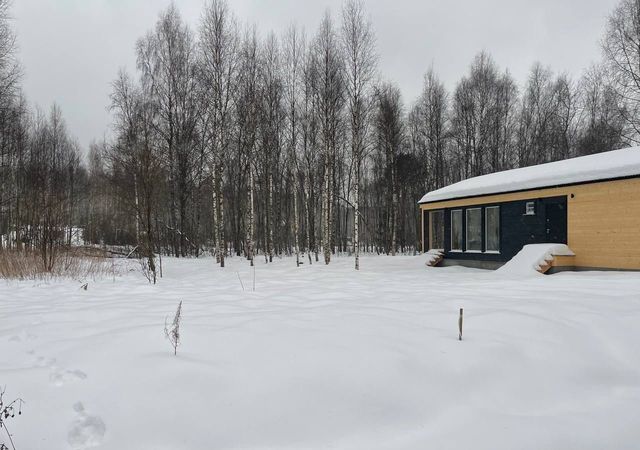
419,147,640,272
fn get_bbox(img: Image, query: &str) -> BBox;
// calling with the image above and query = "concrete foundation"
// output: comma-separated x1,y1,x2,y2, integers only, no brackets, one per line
439,259,504,271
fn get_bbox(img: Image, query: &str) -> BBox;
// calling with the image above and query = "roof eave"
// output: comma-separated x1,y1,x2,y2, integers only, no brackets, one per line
418,173,640,206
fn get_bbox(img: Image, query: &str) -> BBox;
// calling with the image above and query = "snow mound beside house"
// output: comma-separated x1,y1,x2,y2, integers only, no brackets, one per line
424,249,444,266
420,146,640,203
496,243,575,276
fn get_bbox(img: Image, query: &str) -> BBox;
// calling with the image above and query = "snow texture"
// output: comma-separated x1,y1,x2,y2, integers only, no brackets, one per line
496,243,575,276
2,255,640,450
419,146,640,203
424,249,443,266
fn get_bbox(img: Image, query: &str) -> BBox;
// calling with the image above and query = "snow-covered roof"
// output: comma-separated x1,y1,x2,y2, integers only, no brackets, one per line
419,147,640,204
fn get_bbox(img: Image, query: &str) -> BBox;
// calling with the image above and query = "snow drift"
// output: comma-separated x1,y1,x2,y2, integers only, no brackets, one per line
496,243,575,276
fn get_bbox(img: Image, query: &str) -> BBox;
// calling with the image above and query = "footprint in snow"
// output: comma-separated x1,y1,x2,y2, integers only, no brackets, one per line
68,402,106,449
27,350,88,385
8,332,36,343
35,355,57,368
50,368,88,386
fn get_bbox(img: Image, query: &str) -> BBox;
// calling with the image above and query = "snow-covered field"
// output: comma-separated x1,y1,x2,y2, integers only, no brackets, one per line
2,255,640,449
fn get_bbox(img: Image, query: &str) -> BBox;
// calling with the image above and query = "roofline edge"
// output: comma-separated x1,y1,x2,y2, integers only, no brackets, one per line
417,173,640,205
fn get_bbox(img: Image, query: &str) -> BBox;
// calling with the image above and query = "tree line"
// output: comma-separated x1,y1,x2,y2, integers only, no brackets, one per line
0,0,639,280
0,0,84,271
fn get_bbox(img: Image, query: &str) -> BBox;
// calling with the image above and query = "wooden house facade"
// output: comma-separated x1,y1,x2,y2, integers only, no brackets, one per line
419,148,640,272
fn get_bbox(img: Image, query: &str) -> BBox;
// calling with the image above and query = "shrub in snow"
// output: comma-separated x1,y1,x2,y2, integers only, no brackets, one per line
0,387,24,450
0,249,115,281
140,256,156,284
164,301,182,356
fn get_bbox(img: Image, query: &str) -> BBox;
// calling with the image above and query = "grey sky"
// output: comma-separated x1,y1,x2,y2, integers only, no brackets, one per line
14,0,619,151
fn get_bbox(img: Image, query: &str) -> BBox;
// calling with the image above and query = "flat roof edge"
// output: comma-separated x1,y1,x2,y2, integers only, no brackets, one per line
418,173,640,205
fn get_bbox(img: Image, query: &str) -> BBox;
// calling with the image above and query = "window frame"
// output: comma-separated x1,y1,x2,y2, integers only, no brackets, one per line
465,207,482,253
429,210,445,251
485,206,501,254
450,209,463,252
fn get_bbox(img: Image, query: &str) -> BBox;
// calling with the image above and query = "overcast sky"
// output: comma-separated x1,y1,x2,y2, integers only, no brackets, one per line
13,0,619,151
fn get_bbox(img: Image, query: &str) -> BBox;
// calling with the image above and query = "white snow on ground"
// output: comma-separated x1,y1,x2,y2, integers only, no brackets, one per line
496,243,575,276
419,146,640,203
2,255,640,449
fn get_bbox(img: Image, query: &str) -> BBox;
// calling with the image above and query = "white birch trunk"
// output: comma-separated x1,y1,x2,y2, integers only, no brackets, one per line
323,152,331,265
391,163,397,256
293,174,300,267
247,166,255,266
303,174,312,265
268,172,274,263
212,168,220,264
218,163,225,268
134,173,141,245
354,162,360,270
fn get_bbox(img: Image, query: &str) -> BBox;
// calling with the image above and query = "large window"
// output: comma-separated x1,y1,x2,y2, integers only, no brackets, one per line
466,208,482,252
485,206,500,253
451,210,463,251
429,210,445,250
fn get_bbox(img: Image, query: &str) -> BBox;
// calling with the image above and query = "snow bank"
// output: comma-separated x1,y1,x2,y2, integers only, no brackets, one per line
2,255,640,449
496,243,575,276
420,146,640,203
424,249,443,266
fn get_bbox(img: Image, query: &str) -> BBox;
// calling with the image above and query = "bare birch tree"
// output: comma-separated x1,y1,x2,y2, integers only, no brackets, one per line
109,70,161,282
199,0,239,268
374,83,403,256
312,12,344,265
236,27,260,266
576,64,625,155
257,33,284,263
136,5,200,258
602,0,640,142
283,25,306,267
341,0,377,270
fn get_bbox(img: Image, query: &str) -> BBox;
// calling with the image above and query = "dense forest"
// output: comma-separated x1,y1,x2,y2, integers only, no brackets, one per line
0,0,639,280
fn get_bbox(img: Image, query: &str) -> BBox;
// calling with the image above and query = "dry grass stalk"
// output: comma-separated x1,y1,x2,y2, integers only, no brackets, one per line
164,301,183,356
0,249,120,281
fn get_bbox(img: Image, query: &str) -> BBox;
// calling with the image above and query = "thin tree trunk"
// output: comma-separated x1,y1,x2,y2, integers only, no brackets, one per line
293,173,300,267
268,171,274,263
134,173,141,244
212,167,220,264
323,150,331,265
354,161,360,270
391,161,398,256
247,166,255,266
303,174,312,265
218,162,225,268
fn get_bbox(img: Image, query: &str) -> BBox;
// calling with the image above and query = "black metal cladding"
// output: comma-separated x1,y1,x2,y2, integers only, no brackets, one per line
429,195,568,262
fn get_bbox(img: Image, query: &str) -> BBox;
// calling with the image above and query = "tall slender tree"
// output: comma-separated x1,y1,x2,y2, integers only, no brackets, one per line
342,0,377,270
199,0,239,267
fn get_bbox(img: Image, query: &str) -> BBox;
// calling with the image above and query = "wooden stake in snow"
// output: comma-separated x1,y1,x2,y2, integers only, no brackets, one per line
458,308,463,341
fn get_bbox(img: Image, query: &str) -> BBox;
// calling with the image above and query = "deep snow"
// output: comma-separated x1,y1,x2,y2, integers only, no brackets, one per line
419,146,640,203
2,255,640,449
496,243,575,275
